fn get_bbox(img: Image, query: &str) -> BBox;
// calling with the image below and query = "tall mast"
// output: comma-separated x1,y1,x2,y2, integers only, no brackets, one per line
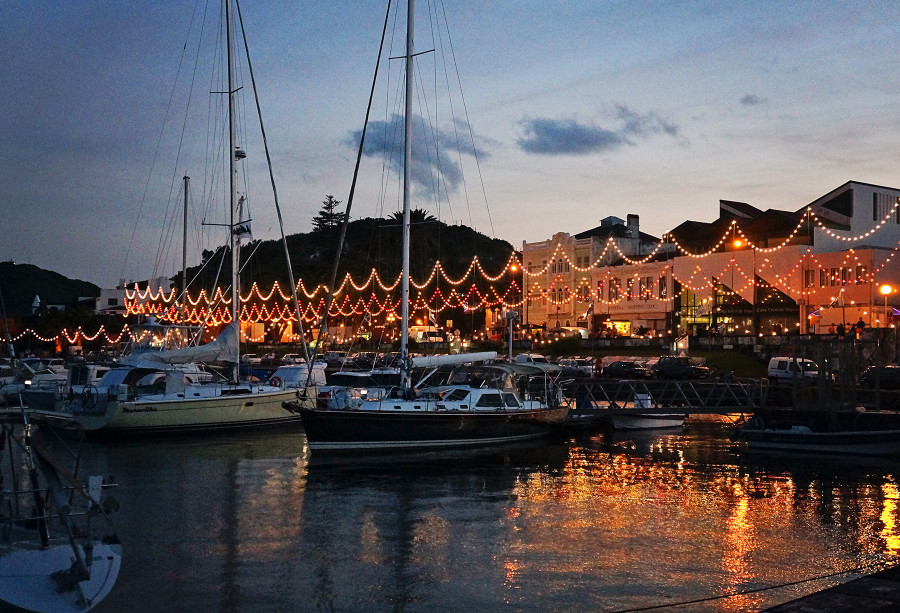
400,0,414,388
226,0,240,377
181,175,189,325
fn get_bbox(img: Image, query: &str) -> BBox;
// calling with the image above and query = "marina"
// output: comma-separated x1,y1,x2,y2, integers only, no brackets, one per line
4,0,900,610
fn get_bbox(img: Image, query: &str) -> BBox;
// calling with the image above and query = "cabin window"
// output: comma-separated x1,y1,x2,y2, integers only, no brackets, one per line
445,389,469,401
503,393,520,408
475,393,503,408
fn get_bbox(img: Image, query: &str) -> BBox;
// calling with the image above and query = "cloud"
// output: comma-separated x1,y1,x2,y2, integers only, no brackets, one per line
516,105,682,155
740,93,767,106
344,114,487,196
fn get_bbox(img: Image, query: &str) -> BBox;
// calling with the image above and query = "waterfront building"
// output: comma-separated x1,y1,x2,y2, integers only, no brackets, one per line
522,181,900,338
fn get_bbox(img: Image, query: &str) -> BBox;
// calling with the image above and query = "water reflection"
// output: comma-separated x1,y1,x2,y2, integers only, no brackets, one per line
87,429,899,612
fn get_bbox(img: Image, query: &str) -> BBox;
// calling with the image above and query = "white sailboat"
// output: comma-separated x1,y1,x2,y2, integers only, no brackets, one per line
66,0,319,436
0,409,122,611
292,0,568,452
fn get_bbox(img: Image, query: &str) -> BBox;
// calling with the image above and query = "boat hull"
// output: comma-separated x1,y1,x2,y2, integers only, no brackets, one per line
75,388,314,436
299,406,567,451
0,541,122,612
611,414,687,430
741,427,900,456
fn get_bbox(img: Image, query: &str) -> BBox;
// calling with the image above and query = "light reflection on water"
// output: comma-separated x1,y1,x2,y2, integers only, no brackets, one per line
85,426,899,612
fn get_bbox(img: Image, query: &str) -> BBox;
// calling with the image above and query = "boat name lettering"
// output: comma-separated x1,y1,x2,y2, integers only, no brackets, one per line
123,406,158,413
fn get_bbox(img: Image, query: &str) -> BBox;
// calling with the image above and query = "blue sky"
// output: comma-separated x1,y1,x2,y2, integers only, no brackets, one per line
2,1,899,287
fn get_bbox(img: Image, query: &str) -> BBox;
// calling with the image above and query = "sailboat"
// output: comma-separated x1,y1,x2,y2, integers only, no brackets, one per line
65,0,320,436
0,408,122,611
290,0,568,452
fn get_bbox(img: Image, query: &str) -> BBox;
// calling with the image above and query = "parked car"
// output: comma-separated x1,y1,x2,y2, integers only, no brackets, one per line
601,360,653,379
240,353,262,365
280,353,305,365
767,357,820,383
652,356,709,379
558,358,594,378
858,365,900,390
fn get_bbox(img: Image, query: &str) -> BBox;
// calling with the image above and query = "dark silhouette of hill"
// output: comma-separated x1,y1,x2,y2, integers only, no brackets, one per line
175,216,515,295
0,261,100,317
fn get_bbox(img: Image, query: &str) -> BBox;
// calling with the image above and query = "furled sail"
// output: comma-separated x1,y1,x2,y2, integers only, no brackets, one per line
138,322,239,365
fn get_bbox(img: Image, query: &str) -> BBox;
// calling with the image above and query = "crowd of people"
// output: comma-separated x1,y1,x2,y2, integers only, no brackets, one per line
828,318,868,340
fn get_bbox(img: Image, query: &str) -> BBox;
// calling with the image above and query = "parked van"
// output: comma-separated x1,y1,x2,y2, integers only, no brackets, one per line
767,357,820,382
408,325,445,343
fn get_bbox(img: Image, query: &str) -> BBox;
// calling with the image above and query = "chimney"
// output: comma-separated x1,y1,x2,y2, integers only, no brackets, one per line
626,214,639,238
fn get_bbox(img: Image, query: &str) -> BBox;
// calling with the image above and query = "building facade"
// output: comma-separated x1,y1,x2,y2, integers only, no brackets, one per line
522,181,900,338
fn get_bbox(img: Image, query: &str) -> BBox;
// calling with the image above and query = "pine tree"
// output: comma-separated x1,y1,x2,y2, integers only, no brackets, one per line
311,195,345,232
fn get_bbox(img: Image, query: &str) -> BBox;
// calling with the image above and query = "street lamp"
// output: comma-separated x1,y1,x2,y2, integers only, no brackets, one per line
881,284,893,327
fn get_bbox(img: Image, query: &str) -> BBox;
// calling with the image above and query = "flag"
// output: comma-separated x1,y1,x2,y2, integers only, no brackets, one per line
584,301,594,318
233,195,253,244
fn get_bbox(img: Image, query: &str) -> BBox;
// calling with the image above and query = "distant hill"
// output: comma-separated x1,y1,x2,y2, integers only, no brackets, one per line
0,217,515,316
174,216,516,294
0,261,100,317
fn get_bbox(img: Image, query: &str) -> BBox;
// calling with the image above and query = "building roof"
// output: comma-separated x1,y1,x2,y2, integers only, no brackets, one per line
573,222,659,243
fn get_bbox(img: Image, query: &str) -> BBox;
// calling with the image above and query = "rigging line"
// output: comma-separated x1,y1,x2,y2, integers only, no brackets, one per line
432,0,471,229
310,0,395,377
605,561,895,613
121,0,206,282
438,0,495,238
361,3,403,268
153,0,213,282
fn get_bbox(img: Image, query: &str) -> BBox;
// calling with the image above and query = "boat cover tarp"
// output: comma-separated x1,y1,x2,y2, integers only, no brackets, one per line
411,351,498,368
138,322,239,365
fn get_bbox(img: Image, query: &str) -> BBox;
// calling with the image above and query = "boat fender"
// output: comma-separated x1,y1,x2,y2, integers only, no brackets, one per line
269,376,283,388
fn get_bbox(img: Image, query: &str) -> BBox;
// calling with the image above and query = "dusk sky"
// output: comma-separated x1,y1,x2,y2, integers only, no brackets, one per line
3,1,899,288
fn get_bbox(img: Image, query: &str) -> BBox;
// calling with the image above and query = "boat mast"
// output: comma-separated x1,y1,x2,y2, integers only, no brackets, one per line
226,0,240,380
400,0,414,389
181,175,189,326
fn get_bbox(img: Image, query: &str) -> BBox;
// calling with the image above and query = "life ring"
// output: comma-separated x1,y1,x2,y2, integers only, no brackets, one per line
269,376,283,388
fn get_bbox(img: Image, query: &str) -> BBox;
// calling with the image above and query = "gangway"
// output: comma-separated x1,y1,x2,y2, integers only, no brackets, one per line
563,378,767,428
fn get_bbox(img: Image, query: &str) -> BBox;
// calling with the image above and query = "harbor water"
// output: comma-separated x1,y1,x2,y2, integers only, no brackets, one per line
84,422,899,612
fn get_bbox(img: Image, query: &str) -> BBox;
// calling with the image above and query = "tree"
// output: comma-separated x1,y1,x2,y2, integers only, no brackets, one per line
311,195,345,233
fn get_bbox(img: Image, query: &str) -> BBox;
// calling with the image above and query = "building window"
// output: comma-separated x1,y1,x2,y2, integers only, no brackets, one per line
107,298,118,306
609,280,619,302
841,267,851,286
658,277,667,300
856,265,868,285
819,269,827,288
638,276,652,301
626,278,634,301
577,285,590,301
596,280,603,300
804,270,816,288
830,268,839,286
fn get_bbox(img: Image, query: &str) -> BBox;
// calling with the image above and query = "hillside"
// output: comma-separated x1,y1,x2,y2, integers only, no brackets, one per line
0,216,514,315
174,216,516,294
0,261,100,317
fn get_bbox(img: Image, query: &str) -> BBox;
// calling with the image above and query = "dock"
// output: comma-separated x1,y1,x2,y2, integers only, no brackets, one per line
764,564,900,611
